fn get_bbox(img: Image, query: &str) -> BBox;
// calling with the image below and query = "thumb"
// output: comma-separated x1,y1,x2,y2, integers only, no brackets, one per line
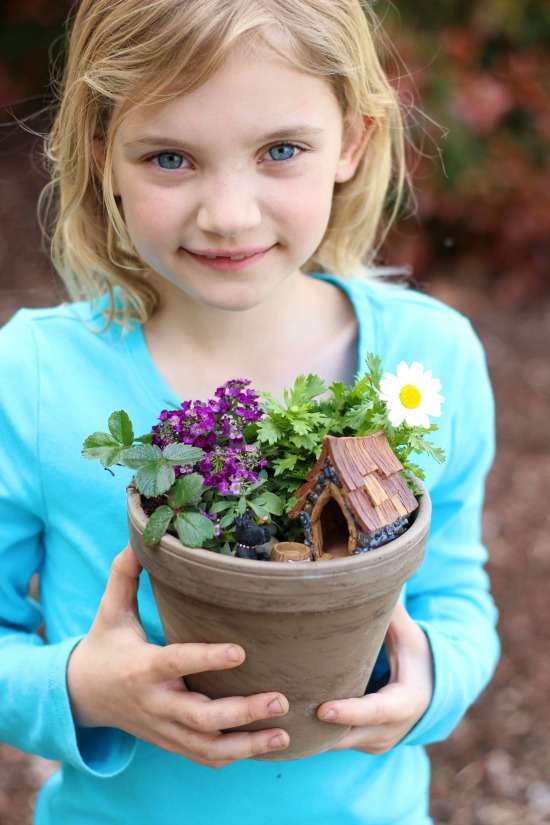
385,600,431,682
386,600,413,643
99,544,144,625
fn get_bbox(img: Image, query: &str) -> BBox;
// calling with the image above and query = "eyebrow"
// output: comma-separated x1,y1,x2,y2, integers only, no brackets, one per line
122,125,326,149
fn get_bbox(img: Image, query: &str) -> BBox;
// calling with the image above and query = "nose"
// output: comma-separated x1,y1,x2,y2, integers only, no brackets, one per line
196,171,262,237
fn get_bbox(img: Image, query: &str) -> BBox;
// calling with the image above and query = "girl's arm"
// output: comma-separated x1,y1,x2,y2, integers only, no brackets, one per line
66,544,290,766
0,313,135,774
318,314,500,752
0,312,288,771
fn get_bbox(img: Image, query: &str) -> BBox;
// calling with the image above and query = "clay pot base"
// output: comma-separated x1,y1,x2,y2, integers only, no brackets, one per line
128,485,431,761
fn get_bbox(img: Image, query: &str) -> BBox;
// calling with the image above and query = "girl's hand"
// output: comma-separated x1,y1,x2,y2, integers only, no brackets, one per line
317,601,433,754
67,545,289,767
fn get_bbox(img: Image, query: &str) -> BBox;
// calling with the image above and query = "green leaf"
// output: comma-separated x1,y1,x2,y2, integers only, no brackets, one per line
219,511,235,529
135,432,154,444
257,491,284,516
417,440,445,463
142,505,174,546
248,501,270,521
123,444,163,467
86,445,127,468
237,496,247,516
344,403,375,431
326,381,348,404
404,463,425,481
83,431,120,450
365,352,383,388
255,418,282,445
208,500,234,514
108,410,134,446
241,475,267,495
289,433,319,450
292,419,313,436
167,473,204,508
286,373,326,405
134,462,175,497
174,512,214,548
272,455,299,475
162,443,205,465
82,432,127,467
259,392,286,415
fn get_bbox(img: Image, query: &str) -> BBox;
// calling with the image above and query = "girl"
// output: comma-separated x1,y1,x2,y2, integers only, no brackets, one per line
0,1,499,822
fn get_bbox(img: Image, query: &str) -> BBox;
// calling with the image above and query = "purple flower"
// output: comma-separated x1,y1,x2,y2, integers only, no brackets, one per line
151,377,267,490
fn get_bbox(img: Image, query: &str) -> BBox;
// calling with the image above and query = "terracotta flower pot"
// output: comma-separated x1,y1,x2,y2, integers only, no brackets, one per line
128,484,431,761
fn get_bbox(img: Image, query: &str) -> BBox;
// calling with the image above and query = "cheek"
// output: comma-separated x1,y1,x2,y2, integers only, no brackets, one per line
278,176,335,235
122,191,176,241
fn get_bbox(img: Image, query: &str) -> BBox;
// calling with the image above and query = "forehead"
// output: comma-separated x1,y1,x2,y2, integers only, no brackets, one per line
115,47,343,141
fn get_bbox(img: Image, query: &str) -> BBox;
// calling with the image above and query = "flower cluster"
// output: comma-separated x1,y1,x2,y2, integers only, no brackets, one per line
82,356,445,552
152,379,266,495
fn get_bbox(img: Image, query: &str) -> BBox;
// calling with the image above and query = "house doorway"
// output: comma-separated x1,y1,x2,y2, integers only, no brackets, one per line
317,496,350,558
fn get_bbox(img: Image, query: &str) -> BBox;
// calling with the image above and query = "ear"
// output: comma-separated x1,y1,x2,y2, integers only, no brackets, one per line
335,115,375,183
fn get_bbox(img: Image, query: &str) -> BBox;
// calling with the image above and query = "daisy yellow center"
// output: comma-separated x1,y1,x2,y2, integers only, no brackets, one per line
399,384,422,409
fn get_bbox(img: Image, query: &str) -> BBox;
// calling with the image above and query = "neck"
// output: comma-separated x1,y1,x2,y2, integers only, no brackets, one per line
140,270,357,402
143,269,320,357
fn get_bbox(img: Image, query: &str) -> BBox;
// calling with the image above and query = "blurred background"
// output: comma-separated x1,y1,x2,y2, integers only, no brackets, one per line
0,1,548,823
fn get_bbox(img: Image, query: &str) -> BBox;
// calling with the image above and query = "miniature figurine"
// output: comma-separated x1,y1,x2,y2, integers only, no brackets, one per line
234,515,273,560
289,433,418,560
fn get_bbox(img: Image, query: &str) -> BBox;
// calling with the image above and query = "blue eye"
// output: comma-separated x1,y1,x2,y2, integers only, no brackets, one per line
267,143,299,162
156,152,185,169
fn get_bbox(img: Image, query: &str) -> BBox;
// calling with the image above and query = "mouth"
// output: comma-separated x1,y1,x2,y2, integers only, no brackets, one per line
199,251,258,261
183,246,274,271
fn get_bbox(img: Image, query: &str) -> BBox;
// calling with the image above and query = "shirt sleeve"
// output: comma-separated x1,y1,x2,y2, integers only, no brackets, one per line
0,311,136,776
402,321,500,746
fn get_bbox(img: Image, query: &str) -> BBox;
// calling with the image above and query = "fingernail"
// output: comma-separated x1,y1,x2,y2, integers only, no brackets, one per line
267,698,285,716
321,708,337,721
226,645,241,662
268,735,287,750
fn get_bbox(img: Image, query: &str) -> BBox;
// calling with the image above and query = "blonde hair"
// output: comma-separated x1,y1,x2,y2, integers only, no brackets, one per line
41,0,408,327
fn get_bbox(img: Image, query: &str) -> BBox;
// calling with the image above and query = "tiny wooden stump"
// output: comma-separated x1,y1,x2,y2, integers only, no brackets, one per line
271,542,312,563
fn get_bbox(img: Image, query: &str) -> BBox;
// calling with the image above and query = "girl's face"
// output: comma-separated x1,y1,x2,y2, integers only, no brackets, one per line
110,47,367,313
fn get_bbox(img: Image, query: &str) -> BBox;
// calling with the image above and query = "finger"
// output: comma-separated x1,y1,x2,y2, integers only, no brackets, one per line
385,600,428,664
168,691,289,733
98,544,143,624
328,724,398,755
169,724,290,764
318,683,412,727
150,642,248,682
385,602,434,707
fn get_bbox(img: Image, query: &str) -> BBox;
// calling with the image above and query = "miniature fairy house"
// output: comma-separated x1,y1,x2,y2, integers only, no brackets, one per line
288,433,418,560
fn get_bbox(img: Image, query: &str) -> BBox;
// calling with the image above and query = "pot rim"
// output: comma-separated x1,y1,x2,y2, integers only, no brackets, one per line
128,483,431,609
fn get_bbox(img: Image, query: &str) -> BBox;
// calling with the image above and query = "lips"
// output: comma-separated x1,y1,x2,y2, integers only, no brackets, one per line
200,251,257,261
183,246,274,271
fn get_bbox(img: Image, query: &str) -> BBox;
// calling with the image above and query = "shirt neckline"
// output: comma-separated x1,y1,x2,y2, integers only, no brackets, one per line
123,274,375,407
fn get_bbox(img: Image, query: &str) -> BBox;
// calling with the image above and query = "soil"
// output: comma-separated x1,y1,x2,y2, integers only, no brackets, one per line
1,136,549,824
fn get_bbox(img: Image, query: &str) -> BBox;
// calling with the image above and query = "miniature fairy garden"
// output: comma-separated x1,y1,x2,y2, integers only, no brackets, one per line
83,354,444,758
83,354,445,562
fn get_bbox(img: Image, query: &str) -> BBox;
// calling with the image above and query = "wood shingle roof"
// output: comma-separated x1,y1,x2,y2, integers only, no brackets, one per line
290,432,418,535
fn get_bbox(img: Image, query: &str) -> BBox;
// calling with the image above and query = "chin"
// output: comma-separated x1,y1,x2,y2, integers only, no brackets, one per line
202,296,267,313
197,284,277,313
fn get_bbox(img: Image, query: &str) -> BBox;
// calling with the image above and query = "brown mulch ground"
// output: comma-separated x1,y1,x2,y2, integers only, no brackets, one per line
1,137,549,825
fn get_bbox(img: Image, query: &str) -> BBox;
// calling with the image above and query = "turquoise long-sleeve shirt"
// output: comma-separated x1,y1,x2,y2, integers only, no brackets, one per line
0,276,499,824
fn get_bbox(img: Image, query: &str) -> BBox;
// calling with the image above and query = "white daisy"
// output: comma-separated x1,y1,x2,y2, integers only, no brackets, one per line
379,361,445,429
